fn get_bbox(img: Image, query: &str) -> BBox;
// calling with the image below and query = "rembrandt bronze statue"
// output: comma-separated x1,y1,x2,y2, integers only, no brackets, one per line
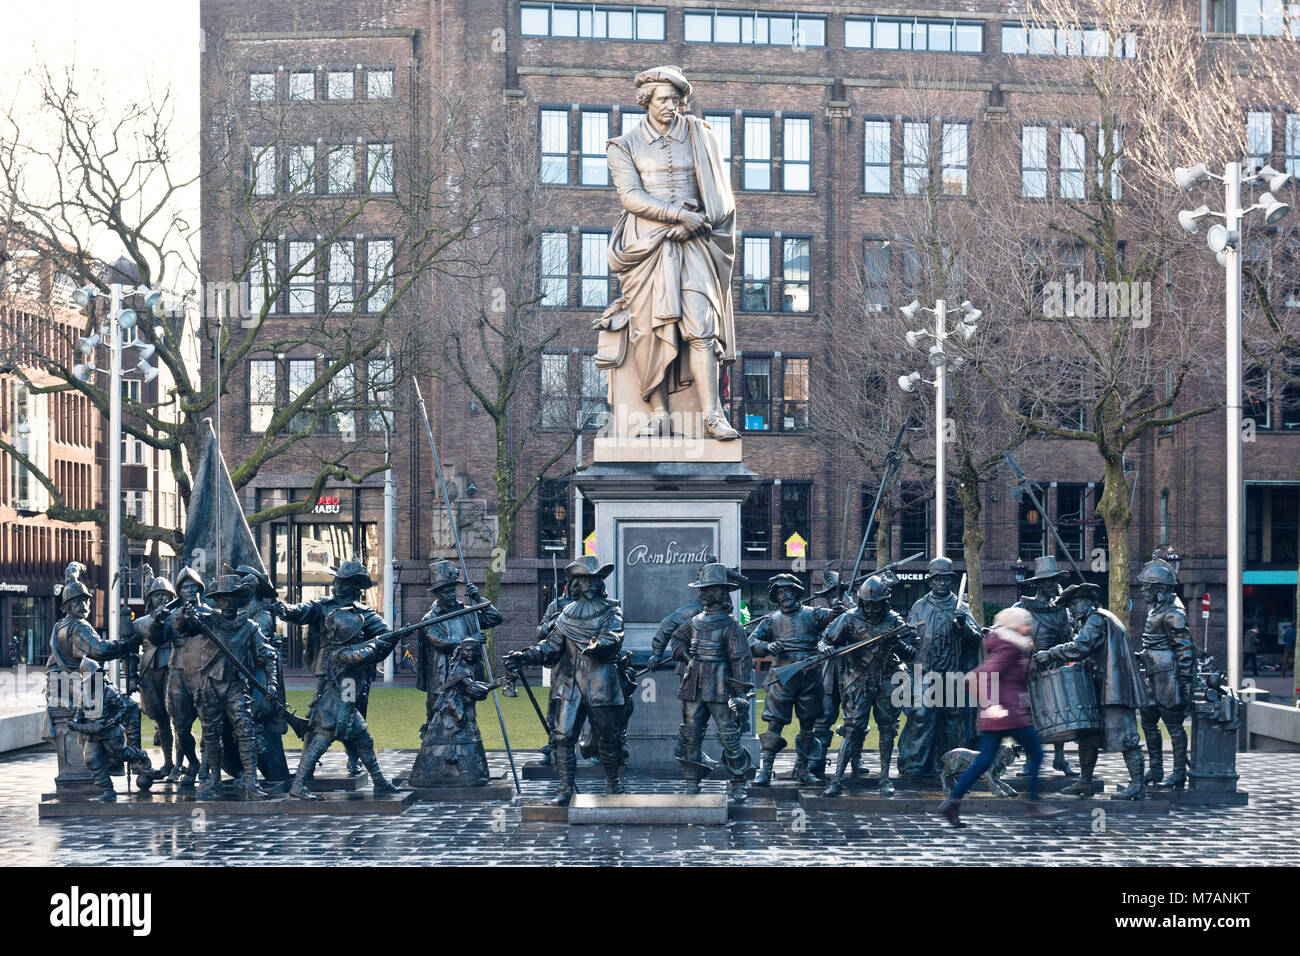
595,65,739,440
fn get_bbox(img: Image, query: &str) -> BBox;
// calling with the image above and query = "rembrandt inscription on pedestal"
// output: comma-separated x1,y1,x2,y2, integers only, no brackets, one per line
618,524,716,625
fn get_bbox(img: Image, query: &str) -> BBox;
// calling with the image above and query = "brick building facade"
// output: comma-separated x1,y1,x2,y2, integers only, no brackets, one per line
198,0,1300,669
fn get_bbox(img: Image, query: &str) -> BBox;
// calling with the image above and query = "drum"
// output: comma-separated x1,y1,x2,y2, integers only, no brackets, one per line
1028,662,1101,743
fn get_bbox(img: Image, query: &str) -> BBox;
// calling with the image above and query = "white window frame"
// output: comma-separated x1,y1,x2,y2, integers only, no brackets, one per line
783,116,811,191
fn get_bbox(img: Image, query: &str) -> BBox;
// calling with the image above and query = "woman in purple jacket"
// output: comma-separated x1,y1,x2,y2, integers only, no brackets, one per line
937,606,1064,827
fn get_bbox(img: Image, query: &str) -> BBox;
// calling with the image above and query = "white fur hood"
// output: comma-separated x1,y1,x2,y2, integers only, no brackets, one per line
993,626,1033,654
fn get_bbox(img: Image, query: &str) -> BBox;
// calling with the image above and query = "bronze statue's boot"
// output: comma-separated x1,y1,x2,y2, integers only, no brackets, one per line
822,741,852,798
1143,730,1163,785
127,748,160,791
1060,747,1096,796
792,732,820,785
237,736,267,800
550,746,576,806
1052,743,1078,777
810,726,833,779
360,745,400,796
346,750,364,776
877,739,897,796
196,737,223,800
1112,748,1147,800
1161,732,1188,790
754,730,785,786
753,752,776,787
89,764,117,802
728,774,748,804
288,736,327,801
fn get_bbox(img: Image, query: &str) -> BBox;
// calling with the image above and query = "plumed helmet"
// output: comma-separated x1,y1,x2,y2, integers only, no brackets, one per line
1138,559,1178,588
856,574,893,603
1058,582,1103,607
60,561,93,607
206,574,253,603
689,563,745,590
227,564,277,600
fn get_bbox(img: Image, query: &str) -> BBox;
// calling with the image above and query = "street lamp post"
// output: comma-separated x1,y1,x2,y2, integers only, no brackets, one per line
1176,159,1292,690
898,297,981,560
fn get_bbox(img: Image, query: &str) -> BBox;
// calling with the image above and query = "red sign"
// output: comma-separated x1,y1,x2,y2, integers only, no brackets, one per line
1201,593,1211,612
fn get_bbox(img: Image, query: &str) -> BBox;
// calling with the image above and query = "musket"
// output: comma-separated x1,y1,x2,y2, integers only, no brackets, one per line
771,621,917,685
849,424,908,592
381,602,494,644
183,610,311,739
413,379,521,794
1002,451,1087,582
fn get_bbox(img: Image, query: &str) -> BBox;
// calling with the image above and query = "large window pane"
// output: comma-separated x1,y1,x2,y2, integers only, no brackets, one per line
781,238,810,312
1060,128,1086,199
366,240,395,313
742,236,771,311
782,357,809,430
540,109,569,184
540,231,569,306
783,117,810,191
580,231,609,307
865,120,891,194
903,122,929,195
581,110,610,185
744,116,771,190
1021,126,1047,198
941,122,968,196
250,360,276,432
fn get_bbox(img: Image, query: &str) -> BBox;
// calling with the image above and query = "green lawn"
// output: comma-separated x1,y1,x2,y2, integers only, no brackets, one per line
141,686,1173,752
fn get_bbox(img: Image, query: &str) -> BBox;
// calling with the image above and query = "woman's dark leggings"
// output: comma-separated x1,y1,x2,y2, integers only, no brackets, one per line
949,725,1044,801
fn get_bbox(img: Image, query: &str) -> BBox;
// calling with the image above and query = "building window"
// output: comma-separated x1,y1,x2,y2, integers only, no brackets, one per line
120,381,145,464
903,122,929,195
580,231,610,307
684,9,826,46
1060,128,1087,199
1280,361,1300,429
941,122,968,196
288,359,316,431
367,143,395,193
327,362,357,437
250,240,277,316
900,482,929,558
621,108,644,136
742,481,772,557
864,120,892,194
863,239,892,312
580,110,610,185
945,487,964,555
705,113,731,179
781,357,810,431
783,116,811,191
1057,483,1087,559
366,239,395,313
741,236,771,311
288,241,316,314
1098,127,1122,200
781,238,810,312
251,145,277,196
779,482,812,557
249,72,276,101
289,71,315,101
1021,126,1048,198
846,16,985,52
327,70,354,100
1018,494,1046,559
1244,365,1273,429
540,109,569,184
327,242,355,312
521,4,666,40
367,358,394,432
540,231,569,306
540,352,569,428
580,354,610,428
734,355,772,430
1234,0,1300,34
327,145,355,194
743,115,772,190
1247,110,1274,170
250,360,276,433
537,479,593,556
1002,22,1135,57
287,144,315,194
366,69,394,99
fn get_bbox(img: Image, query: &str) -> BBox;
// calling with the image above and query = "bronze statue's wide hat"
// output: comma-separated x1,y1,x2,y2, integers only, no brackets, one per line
227,563,277,600
926,557,956,579
1058,582,1103,606
690,563,745,590
174,566,206,595
767,572,805,593
206,574,253,601
328,557,374,588
634,65,691,97
565,556,615,579
1023,555,1069,583
427,559,461,591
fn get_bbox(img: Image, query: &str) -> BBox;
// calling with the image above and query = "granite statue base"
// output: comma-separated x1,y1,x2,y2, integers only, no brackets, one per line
567,793,729,825
37,790,416,818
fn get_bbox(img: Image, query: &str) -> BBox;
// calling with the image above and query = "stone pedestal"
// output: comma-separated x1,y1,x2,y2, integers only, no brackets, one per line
576,456,761,772
48,706,100,799
568,792,728,825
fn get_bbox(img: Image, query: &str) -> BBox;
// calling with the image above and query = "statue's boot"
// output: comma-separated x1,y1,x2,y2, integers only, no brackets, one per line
1112,748,1147,800
288,735,329,801
1143,725,1163,785
196,735,223,800
550,745,576,806
754,729,785,786
727,774,748,804
810,726,833,779
877,738,897,796
822,735,856,798
792,732,820,785
753,752,776,787
1162,730,1188,789
1060,745,1097,797
690,344,739,440
1052,743,1078,777
598,733,626,795
359,743,401,796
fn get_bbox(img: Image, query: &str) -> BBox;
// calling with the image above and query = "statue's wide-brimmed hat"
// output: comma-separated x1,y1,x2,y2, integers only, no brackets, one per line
328,557,373,588
175,566,206,595
227,563,277,600
206,574,253,602
634,65,692,97
427,559,461,591
565,556,615,579
1023,555,1069,584
767,572,805,594
1059,582,1103,606
926,557,956,579
690,563,745,590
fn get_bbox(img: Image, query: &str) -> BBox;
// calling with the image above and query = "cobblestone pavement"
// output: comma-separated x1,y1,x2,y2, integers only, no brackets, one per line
2,747,1297,865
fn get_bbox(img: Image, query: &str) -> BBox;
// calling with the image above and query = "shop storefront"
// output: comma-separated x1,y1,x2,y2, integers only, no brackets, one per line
0,584,54,666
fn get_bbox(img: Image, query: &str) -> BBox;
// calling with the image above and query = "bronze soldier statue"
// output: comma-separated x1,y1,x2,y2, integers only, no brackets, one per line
820,574,917,797
222,565,291,790
286,597,402,800
417,559,503,733
669,563,754,802
748,573,833,786
174,574,278,800
157,566,205,786
67,658,159,801
275,558,390,777
1137,558,1196,790
123,566,189,781
1035,583,1147,799
897,558,982,776
505,557,627,805
409,640,509,787
1013,556,1079,778
809,569,866,779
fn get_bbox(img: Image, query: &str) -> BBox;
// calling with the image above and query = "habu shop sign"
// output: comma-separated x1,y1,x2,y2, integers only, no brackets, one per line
309,495,342,515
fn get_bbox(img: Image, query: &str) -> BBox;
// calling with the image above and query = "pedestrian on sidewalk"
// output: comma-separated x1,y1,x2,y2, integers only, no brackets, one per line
1244,624,1259,678
937,606,1065,828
